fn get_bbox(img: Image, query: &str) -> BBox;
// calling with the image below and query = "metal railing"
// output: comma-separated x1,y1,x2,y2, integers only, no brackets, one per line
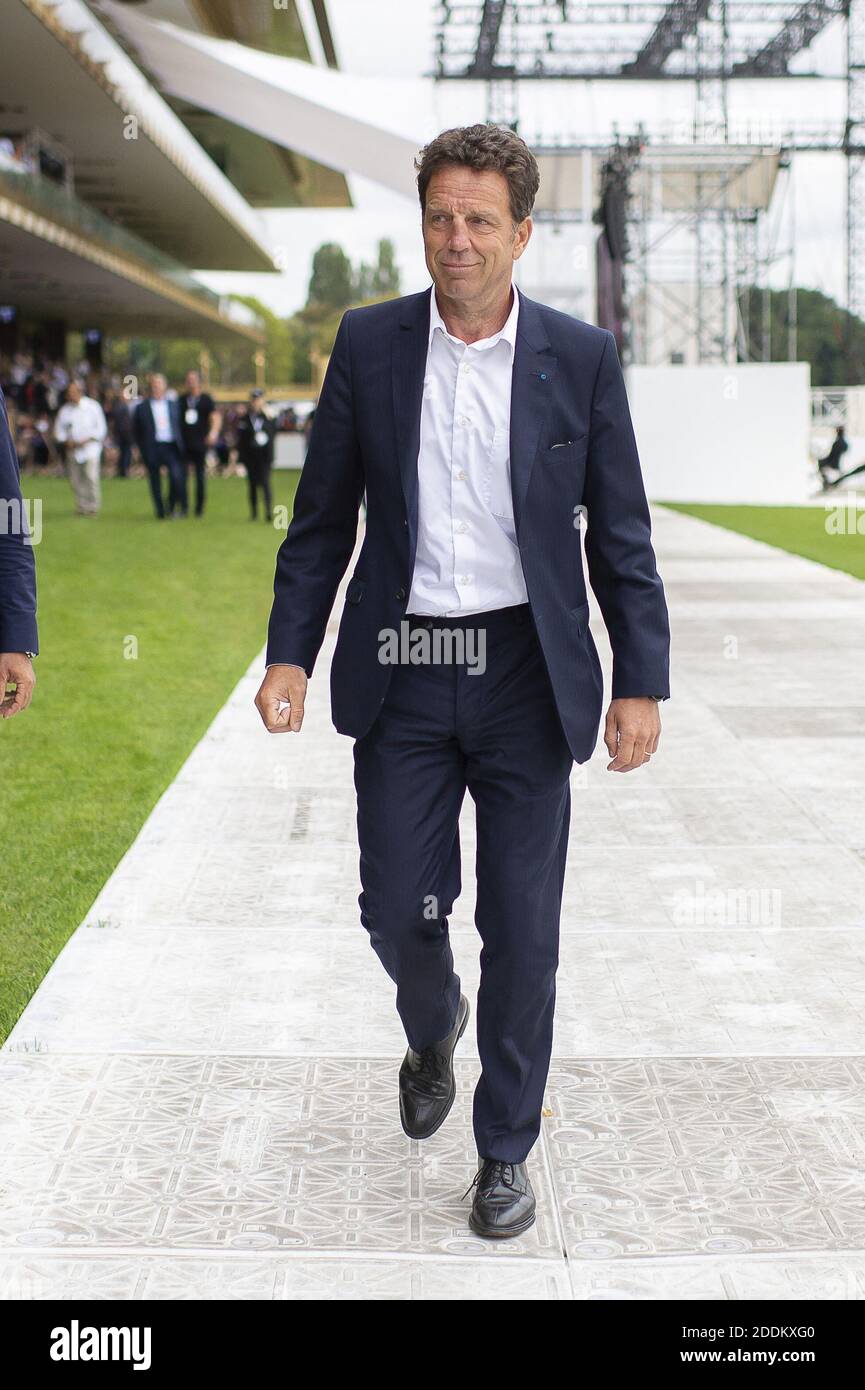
0,158,265,333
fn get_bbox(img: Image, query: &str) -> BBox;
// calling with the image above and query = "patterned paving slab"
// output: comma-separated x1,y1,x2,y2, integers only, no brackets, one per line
3,506,865,1300
3,1053,865,1296
0,1252,573,1301
0,1054,561,1260
546,1058,865,1261
1,1249,864,1301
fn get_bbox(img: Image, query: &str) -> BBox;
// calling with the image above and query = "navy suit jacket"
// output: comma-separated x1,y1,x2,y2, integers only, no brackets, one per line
0,386,38,654
266,286,670,763
133,397,185,461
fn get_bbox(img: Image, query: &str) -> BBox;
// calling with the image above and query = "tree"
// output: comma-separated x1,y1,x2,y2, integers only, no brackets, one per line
103,335,251,387
354,239,401,302
295,238,402,367
306,243,354,313
101,239,401,392
354,259,374,302
372,238,400,296
739,285,865,386
231,296,311,383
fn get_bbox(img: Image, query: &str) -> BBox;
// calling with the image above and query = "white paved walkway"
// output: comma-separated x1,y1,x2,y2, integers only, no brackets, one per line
3,506,865,1300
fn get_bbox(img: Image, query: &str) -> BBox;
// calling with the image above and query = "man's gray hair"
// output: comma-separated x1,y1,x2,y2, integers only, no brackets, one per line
414,123,540,226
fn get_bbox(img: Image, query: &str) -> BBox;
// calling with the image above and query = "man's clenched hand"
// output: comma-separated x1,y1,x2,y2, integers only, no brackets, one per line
254,663,308,733
0,653,35,718
604,697,661,773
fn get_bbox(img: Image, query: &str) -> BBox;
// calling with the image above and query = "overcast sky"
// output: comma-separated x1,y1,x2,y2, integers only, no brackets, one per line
199,0,849,319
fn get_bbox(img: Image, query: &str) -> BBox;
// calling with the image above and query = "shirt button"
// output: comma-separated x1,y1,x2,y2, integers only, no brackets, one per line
457,469,467,481
460,574,471,584
457,415,468,427
457,522,468,534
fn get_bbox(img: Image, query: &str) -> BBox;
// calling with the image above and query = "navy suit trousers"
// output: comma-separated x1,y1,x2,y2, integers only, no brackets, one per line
145,441,187,518
352,603,573,1163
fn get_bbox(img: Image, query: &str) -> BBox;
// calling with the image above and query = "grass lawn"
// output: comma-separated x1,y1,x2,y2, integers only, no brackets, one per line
0,470,299,1044
663,503,865,583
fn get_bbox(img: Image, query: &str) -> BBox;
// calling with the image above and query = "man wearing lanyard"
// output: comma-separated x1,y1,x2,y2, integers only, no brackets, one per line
132,374,188,520
178,369,219,518
237,389,276,522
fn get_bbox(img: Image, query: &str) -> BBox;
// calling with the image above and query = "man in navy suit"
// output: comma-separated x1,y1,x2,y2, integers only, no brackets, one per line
133,374,188,519
255,125,670,1238
0,385,38,717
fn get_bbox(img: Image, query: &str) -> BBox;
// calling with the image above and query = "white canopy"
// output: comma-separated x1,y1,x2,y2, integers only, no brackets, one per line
99,1,431,200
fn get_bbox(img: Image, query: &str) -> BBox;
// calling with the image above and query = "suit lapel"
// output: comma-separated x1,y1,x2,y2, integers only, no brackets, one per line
392,290,431,576
508,291,557,538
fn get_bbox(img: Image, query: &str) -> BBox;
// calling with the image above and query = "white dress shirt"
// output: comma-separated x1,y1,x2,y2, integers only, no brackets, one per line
149,397,174,442
406,281,529,616
53,395,107,464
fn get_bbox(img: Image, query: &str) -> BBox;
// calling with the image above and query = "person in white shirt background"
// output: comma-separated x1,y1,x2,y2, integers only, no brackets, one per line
53,379,107,517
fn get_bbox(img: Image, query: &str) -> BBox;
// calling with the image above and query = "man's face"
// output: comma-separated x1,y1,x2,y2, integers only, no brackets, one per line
186,372,199,393
422,164,532,307
150,376,166,399
67,382,82,404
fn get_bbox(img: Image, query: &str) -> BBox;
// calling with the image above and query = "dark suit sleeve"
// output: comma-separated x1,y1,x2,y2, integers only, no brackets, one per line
235,416,249,463
582,331,670,699
0,387,38,654
132,401,145,452
172,400,185,453
265,310,365,675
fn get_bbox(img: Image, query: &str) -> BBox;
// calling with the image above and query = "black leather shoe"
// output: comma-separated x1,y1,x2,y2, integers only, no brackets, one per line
465,1159,536,1238
399,994,469,1140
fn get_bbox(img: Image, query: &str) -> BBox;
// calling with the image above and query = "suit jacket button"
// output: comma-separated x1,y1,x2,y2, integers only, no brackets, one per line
395,587,406,601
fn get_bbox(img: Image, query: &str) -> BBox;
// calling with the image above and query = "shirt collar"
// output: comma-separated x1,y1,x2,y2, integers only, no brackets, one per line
428,281,520,354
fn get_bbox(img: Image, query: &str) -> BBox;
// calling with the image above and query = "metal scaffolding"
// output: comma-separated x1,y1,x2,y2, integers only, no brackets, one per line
434,0,861,371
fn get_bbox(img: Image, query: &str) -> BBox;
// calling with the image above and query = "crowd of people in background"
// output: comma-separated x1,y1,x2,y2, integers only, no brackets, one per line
0,351,315,521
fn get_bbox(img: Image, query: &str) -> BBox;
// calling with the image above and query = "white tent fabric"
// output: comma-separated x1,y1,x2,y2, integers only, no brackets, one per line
99,2,432,200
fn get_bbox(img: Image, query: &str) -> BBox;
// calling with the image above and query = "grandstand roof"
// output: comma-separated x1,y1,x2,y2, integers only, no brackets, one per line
3,0,275,271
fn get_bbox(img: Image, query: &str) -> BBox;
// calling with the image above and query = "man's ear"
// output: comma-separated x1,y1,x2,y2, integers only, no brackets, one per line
513,216,532,260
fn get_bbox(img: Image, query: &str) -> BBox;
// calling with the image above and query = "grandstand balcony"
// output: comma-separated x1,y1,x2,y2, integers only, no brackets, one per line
0,156,265,344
